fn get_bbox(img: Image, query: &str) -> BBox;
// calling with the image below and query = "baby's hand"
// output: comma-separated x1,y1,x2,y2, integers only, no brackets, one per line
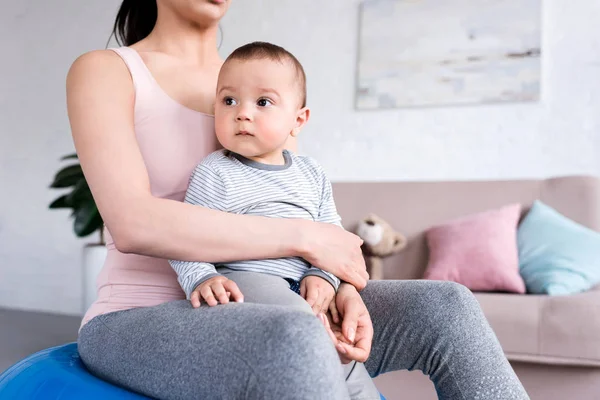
190,276,244,308
300,275,336,315
318,313,354,364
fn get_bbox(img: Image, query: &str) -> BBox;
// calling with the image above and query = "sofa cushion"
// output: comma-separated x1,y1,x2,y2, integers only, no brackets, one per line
423,203,526,293
518,200,600,295
475,287,600,367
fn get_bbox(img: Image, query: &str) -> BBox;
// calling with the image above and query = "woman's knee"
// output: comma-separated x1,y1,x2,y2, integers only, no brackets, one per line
433,281,478,309
416,281,486,331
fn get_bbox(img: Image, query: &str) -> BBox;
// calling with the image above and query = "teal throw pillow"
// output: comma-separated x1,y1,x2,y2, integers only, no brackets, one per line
517,200,600,295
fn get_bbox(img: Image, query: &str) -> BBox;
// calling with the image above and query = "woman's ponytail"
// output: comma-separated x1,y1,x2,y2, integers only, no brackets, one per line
111,0,158,46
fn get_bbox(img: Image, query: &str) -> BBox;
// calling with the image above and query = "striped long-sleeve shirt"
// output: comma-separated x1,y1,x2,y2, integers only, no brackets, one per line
169,149,343,299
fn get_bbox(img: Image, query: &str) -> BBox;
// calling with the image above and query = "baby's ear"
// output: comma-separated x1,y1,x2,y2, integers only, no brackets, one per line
292,107,310,137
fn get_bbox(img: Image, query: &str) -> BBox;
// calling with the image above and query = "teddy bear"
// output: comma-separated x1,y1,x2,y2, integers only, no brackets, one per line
355,213,407,280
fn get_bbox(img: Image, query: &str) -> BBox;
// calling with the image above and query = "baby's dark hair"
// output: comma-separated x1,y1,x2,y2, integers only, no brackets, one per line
224,41,307,108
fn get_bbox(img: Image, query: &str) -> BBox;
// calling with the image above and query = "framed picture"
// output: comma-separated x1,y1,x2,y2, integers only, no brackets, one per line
356,0,542,109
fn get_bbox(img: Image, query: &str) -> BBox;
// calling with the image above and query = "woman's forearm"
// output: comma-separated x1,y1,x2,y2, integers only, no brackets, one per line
110,195,367,288
116,196,307,263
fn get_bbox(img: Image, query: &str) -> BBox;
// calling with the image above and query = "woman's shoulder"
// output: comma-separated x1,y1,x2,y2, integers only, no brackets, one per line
69,49,126,73
67,49,132,92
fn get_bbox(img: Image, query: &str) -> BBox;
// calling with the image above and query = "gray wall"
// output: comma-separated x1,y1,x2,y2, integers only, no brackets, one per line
1,0,599,315
1,0,123,315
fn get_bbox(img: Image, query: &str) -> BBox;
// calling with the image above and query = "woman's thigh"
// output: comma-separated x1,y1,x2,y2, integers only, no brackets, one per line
220,270,381,400
78,300,349,400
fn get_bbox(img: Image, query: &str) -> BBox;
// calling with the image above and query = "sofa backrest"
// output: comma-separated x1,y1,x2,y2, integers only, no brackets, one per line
332,175,600,280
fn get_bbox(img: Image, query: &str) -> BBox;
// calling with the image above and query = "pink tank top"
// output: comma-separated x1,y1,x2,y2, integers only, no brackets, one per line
81,47,218,327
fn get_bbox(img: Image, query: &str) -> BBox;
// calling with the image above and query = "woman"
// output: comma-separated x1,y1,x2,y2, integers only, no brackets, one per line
69,1,529,399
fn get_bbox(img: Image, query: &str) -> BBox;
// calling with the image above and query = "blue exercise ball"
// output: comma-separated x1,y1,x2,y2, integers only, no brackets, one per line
0,343,149,399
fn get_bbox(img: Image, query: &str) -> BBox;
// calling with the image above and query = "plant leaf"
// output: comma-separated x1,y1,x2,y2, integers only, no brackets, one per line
50,164,83,188
60,153,78,161
49,195,72,209
65,179,92,205
73,200,103,237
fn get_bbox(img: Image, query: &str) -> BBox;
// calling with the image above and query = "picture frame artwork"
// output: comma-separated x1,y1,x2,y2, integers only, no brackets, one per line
356,0,542,109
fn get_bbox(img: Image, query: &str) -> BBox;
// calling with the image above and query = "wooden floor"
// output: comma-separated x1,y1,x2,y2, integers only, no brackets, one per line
0,307,81,373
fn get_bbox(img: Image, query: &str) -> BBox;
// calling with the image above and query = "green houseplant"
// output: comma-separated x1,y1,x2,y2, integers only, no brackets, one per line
49,153,106,313
49,153,104,244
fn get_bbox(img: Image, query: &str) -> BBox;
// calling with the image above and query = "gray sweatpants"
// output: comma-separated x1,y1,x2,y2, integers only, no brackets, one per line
78,280,530,400
217,268,380,399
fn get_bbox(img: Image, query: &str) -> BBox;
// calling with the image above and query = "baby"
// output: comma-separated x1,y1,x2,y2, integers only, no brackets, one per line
169,41,379,399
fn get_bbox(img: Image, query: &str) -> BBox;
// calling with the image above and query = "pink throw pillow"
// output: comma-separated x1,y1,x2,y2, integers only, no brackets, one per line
423,203,526,294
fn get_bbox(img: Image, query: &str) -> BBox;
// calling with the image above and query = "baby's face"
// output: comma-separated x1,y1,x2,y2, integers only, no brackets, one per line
214,59,303,160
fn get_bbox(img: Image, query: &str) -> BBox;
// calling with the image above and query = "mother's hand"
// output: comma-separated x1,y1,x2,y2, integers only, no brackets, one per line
298,221,369,290
321,283,373,363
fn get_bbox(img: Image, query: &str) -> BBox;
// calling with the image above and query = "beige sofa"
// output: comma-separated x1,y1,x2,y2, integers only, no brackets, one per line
332,175,600,400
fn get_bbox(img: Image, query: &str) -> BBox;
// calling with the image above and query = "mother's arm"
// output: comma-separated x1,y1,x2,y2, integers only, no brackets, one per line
66,50,368,289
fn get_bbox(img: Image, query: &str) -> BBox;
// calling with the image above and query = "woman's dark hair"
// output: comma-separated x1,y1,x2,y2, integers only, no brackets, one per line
111,0,158,46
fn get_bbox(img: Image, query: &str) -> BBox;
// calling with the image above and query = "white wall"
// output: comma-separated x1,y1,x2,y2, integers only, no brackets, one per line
1,0,599,315
0,0,123,315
